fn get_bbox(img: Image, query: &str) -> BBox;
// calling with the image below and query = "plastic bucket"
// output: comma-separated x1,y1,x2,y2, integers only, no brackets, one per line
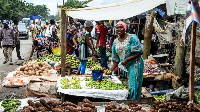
92,70,103,81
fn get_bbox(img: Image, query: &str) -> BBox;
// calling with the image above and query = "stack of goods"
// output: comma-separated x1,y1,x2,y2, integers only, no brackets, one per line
151,101,199,112
13,61,52,77
105,102,145,112
37,54,100,68
143,60,161,74
23,98,97,112
1,99,21,112
91,65,103,70
60,77,82,89
86,57,100,69
86,78,124,90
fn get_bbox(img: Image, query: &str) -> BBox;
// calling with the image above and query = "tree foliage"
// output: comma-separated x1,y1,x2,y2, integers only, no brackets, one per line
0,0,50,20
64,0,93,9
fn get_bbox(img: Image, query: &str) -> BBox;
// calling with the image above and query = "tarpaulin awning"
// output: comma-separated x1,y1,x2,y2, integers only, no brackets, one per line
30,15,41,20
86,0,131,7
68,0,166,21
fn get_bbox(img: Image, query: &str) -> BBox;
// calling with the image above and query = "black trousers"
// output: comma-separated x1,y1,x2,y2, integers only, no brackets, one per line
99,46,108,68
16,41,21,59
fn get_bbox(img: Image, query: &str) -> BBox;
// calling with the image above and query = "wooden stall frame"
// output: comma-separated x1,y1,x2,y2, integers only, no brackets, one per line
61,6,67,77
189,21,197,101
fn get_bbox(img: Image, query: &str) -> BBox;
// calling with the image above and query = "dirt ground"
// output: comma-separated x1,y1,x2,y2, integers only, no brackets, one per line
0,37,32,101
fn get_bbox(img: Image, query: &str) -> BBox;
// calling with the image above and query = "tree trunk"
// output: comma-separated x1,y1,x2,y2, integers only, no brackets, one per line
174,29,185,78
142,10,155,59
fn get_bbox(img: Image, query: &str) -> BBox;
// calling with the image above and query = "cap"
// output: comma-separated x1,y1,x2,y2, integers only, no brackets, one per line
3,20,9,24
45,20,48,23
84,20,93,27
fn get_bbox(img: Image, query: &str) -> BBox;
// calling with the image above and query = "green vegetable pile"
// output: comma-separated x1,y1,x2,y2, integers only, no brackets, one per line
153,94,166,101
60,77,82,89
86,79,124,90
84,77,93,81
36,54,100,68
195,91,200,102
1,99,21,112
91,65,103,70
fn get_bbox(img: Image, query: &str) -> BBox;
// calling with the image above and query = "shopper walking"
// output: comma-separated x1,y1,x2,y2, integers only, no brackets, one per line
110,21,144,100
96,21,108,69
13,19,23,60
73,20,96,75
30,20,39,40
0,20,16,65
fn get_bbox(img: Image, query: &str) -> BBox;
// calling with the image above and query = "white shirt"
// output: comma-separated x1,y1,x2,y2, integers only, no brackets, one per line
45,25,57,37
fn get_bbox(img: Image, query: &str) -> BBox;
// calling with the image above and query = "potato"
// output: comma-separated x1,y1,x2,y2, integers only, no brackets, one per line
38,70,42,73
36,107,47,111
82,103,95,108
23,108,31,112
64,106,74,111
51,100,62,107
36,65,40,69
24,71,28,74
41,67,46,71
82,107,93,112
24,67,29,71
28,71,33,76
41,62,45,66
55,105,62,109
28,100,35,107
52,108,63,112
36,72,40,76
40,99,50,109
35,102,43,108
62,102,77,108
83,98,91,104
20,66,26,71
23,106,35,111
16,71,20,74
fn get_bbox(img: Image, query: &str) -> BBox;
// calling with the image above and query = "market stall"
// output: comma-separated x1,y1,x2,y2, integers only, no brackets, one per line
57,76,128,101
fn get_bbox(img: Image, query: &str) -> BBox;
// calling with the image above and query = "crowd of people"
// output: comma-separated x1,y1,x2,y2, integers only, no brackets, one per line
66,18,144,100
0,17,145,99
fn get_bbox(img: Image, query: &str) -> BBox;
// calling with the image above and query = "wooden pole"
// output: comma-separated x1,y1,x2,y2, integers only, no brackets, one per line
137,19,140,36
189,21,197,101
61,6,67,77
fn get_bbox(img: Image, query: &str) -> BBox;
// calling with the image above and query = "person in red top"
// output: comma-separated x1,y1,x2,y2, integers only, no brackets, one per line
96,21,108,68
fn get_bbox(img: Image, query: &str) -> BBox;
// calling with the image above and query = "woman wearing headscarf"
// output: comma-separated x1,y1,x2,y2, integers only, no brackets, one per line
110,21,144,100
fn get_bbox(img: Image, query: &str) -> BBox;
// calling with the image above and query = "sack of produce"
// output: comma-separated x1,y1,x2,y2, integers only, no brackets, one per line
26,80,57,98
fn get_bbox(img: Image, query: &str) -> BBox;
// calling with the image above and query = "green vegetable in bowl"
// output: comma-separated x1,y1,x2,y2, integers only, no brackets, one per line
1,99,21,112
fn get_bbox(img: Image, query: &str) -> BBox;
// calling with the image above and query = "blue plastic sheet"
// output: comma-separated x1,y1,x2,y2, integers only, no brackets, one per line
30,15,41,20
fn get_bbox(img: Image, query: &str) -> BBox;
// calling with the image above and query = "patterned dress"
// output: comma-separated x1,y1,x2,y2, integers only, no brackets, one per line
112,34,144,100
33,37,49,58
76,30,89,61
30,24,39,40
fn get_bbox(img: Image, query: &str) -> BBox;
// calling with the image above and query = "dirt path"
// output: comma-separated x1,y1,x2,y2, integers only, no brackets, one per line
0,38,32,100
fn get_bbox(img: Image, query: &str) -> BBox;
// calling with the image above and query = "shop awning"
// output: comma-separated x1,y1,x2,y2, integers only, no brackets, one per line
68,0,166,21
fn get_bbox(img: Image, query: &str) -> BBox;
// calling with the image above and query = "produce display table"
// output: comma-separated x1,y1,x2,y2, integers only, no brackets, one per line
57,76,129,101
